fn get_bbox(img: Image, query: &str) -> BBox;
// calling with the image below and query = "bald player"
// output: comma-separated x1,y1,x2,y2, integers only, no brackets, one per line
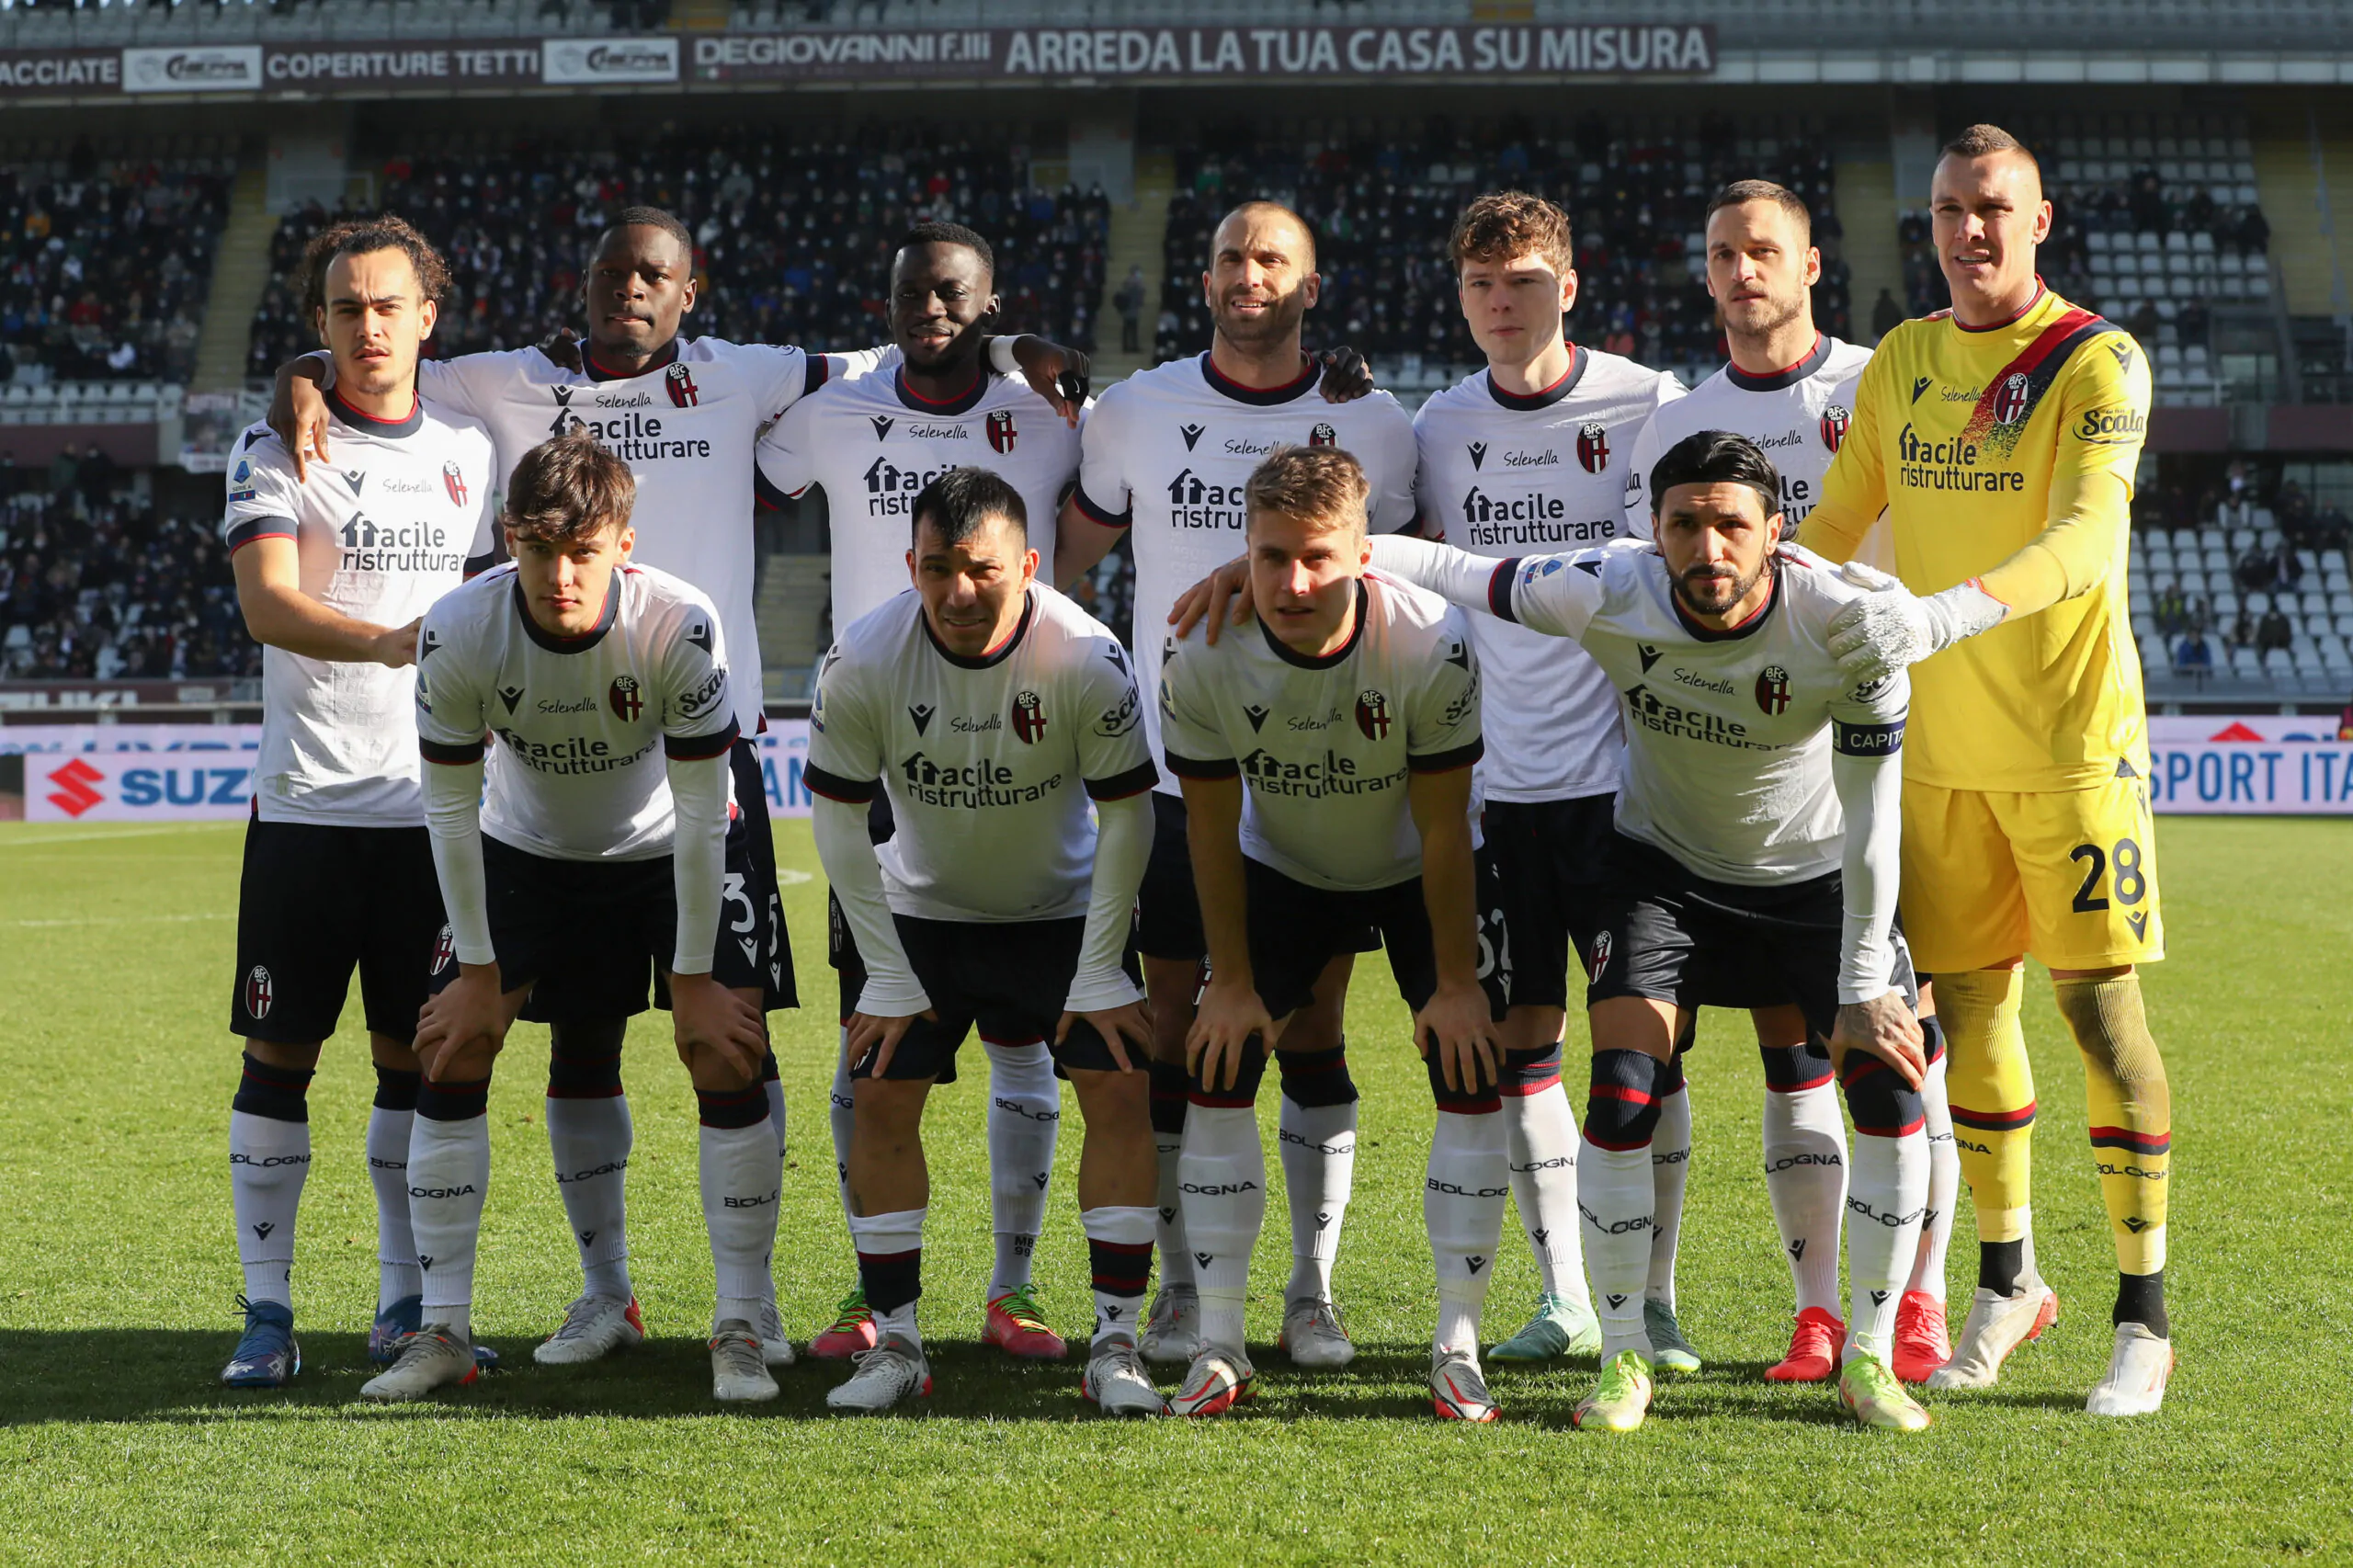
1802,124,2174,1416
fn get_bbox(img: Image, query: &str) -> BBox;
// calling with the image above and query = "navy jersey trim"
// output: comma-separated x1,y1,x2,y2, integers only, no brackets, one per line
894,367,988,416
1085,760,1162,801
513,575,620,654
802,762,879,803
420,736,485,766
1256,579,1368,670
1485,347,1587,411
1724,334,1832,392
225,517,298,552
1408,738,1484,775
1071,483,1132,528
1164,750,1239,780
665,718,743,762
326,388,423,439
1199,350,1320,407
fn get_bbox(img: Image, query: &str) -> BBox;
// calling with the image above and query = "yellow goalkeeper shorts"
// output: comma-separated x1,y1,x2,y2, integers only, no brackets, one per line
1900,769,2165,974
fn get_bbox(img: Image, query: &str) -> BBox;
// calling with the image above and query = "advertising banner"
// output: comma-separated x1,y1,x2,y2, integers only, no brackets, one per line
2146,741,2353,814
1,23,1712,100
17,721,817,822
120,44,263,93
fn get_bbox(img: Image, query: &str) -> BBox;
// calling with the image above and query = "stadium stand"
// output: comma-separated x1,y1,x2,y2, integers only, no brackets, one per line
1,146,232,387
248,129,1108,375
1899,115,2272,408
2131,463,2353,697
1155,119,1848,394
0,0,673,44
0,460,255,680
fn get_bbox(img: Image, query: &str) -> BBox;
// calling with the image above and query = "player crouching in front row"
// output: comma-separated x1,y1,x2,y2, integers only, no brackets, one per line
1159,446,1507,1421
804,469,1166,1416
366,429,778,1403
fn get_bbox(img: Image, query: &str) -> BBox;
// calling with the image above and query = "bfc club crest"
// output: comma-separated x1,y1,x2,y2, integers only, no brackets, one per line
443,459,468,507
1355,689,1392,741
1991,371,2030,426
431,924,456,976
1755,664,1793,716
1011,689,1048,744
987,410,1018,454
1819,405,1850,453
1586,929,1613,983
1309,422,1339,449
1576,423,1611,473
244,965,274,1020
665,363,700,408
608,674,644,722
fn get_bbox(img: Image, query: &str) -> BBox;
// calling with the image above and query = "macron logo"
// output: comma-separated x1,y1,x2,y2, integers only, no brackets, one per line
1179,424,1206,451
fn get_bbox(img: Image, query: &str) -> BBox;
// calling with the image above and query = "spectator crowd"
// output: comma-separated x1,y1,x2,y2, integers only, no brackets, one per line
252,128,1109,377
3,151,229,386
0,451,254,680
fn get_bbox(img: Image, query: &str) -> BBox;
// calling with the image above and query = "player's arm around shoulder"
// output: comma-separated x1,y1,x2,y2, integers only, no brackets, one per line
1055,380,1131,586
1797,343,1896,565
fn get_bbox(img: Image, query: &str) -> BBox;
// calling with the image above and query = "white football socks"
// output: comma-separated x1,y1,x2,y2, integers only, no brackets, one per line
1426,1108,1509,1356
1644,1081,1692,1311
700,1120,781,1332
1502,1078,1589,1308
1580,1134,1654,1360
985,1040,1060,1297
408,1107,490,1344
546,1094,633,1301
229,1109,310,1309
1910,1050,1958,1301
1278,1096,1356,1304
1762,1081,1848,1316
1180,1102,1266,1356
1846,1127,1929,1363
365,1105,421,1308
1151,1066,1194,1291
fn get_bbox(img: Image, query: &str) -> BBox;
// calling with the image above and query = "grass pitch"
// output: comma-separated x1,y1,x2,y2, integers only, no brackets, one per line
1,814,2348,1566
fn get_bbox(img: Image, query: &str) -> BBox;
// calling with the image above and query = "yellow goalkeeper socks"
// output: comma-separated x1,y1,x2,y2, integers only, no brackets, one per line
2054,973,2171,1332
1938,967,2039,1284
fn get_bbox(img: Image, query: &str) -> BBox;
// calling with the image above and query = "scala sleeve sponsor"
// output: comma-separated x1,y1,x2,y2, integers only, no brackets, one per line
2075,405,2149,445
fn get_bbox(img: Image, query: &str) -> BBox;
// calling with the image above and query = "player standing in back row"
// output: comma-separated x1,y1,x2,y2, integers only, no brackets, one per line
762,224,1088,1362
1625,179,1961,1385
215,218,496,1388
1056,200,1419,1370
371,431,774,1404
1803,125,2174,1416
1408,190,1682,1369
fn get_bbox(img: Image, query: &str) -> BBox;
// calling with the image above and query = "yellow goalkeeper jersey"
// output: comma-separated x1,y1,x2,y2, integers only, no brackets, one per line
1799,283,2153,791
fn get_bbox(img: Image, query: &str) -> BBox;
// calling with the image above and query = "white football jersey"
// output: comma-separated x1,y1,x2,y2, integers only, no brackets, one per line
1413,348,1683,802
1624,335,1892,566
1159,570,1482,893
1073,352,1419,798
221,393,496,827
1472,540,1907,885
757,349,1084,631
803,583,1155,923
423,338,881,733
414,561,738,861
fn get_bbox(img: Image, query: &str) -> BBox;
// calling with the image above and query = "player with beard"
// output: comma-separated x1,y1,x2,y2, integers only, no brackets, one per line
269,207,1086,1367
1054,201,1419,1372
216,218,496,1388
1624,181,1961,1385
759,222,1088,1362
1346,431,1934,1433
1803,126,2173,1416
1404,191,1681,1370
